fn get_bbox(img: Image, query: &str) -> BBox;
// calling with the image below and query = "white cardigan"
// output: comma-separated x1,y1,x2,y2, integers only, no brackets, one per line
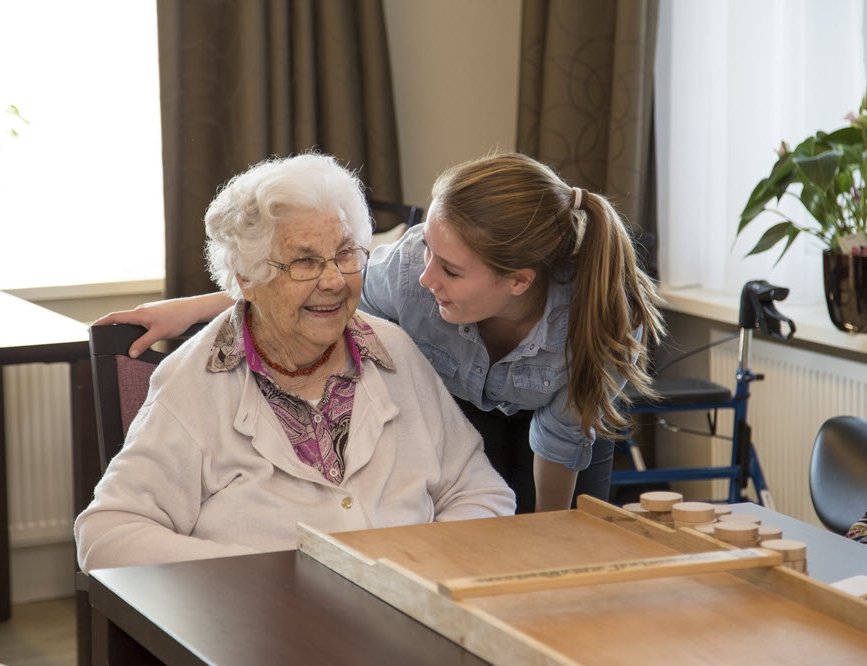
75,312,515,573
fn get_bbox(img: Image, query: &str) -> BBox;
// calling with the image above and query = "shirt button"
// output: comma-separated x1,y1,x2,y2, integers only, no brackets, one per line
529,344,535,350
313,414,323,423
341,497,353,509
543,379,550,387
463,326,470,333
474,366,482,374
329,468,339,477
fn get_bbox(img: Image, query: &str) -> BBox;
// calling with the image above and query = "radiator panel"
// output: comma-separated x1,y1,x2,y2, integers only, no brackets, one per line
4,337,866,541
709,333,867,525
3,364,73,547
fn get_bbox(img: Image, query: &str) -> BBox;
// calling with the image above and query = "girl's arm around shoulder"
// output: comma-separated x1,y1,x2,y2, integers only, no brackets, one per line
93,292,234,359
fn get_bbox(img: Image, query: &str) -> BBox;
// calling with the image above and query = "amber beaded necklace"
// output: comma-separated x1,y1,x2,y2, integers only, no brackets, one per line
245,308,337,377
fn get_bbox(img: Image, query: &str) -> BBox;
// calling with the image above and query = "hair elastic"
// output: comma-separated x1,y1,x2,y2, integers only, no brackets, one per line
572,186,590,210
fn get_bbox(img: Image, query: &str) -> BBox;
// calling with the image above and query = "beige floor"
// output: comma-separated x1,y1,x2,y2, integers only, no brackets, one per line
0,598,76,666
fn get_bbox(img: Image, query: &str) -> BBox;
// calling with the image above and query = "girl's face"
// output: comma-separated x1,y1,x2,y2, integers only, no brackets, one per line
418,200,533,325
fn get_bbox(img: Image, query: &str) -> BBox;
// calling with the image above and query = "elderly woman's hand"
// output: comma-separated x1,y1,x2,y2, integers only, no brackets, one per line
92,292,233,358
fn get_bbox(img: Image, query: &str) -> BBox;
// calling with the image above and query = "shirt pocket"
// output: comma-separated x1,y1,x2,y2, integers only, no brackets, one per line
511,364,565,395
416,342,460,379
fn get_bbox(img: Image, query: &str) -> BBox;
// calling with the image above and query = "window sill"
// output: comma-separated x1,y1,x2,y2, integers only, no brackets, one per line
659,285,867,360
4,278,165,303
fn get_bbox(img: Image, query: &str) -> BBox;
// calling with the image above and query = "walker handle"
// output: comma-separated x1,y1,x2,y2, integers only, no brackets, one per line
738,280,796,342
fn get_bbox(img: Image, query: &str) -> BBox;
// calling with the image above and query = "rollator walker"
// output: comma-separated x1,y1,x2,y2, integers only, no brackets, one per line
611,280,796,509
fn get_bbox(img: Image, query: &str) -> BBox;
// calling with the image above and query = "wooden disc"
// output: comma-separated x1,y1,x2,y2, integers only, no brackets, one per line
718,513,762,525
760,539,807,562
671,501,716,523
758,526,783,542
674,520,715,530
639,491,684,512
621,502,650,515
692,523,717,535
713,521,759,539
714,505,733,517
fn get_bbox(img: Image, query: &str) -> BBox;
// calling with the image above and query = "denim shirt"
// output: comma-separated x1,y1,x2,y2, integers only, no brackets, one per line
360,224,594,472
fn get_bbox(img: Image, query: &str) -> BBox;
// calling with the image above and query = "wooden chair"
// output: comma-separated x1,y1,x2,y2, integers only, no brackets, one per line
809,415,867,535
89,323,203,470
77,322,204,666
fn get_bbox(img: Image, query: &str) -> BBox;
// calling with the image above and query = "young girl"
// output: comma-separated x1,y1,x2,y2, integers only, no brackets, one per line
95,152,665,513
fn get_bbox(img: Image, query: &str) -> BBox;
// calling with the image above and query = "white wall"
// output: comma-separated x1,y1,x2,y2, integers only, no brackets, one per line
383,0,522,208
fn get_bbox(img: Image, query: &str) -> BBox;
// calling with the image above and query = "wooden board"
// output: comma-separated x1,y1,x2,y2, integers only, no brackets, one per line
296,497,867,666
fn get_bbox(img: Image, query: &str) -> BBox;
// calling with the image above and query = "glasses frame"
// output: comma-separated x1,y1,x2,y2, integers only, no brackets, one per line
265,246,370,282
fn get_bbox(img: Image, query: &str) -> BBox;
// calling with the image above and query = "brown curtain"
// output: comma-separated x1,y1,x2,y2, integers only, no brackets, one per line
517,0,658,239
157,0,402,298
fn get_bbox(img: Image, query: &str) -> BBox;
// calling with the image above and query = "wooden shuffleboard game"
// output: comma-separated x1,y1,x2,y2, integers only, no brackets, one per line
297,497,867,665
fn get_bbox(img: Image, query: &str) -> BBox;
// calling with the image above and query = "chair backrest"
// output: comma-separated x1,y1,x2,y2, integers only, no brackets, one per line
809,415,867,535
368,198,424,232
89,323,204,472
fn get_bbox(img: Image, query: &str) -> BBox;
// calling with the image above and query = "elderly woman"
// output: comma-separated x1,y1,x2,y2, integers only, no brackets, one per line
75,154,515,573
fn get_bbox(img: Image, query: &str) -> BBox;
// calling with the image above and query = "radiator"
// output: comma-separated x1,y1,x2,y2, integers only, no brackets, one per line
3,364,74,547
708,332,867,525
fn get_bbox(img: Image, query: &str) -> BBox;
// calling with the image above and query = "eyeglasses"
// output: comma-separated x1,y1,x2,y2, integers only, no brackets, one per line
266,246,370,281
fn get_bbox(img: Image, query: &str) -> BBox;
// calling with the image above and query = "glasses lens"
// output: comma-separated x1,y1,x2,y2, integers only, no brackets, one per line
289,257,324,280
284,248,368,280
336,247,367,274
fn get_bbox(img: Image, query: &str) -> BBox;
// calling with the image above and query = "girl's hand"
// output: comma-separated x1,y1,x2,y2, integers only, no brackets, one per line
92,292,232,358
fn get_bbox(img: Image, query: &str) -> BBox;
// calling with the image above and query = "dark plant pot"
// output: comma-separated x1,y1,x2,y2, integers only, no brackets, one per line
823,250,867,333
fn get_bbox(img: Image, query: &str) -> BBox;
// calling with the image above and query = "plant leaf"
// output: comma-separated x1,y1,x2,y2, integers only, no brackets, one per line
745,222,800,258
824,126,862,146
738,155,796,232
799,182,836,228
794,150,842,191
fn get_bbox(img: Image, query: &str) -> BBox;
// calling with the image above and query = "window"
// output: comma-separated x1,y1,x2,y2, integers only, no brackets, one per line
0,0,164,290
655,0,866,306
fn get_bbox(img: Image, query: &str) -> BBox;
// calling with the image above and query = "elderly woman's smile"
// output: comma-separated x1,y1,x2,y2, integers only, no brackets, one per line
241,209,362,373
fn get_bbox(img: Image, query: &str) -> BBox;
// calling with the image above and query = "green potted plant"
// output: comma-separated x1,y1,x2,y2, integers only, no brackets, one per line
737,92,867,332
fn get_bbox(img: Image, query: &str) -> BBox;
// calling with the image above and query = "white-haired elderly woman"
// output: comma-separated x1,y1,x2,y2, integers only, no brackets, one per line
75,153,515,572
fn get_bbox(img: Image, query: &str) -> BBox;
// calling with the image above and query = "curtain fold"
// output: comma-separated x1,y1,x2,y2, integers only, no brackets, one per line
157,0,402,298
517,0,658,236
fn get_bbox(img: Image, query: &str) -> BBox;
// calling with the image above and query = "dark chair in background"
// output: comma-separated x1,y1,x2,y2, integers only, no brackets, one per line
809,415,867,535
368,198,424,231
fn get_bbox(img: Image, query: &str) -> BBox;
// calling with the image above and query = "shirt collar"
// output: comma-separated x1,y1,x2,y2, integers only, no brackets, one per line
528,280,572,354
206,300,395,374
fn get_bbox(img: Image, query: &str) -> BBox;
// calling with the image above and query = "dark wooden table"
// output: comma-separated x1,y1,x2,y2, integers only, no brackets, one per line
87,504,867,666
0,292,99,642
88,549,489,666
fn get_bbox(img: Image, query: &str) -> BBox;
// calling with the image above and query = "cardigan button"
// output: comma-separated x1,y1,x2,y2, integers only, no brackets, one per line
341,497,353,509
